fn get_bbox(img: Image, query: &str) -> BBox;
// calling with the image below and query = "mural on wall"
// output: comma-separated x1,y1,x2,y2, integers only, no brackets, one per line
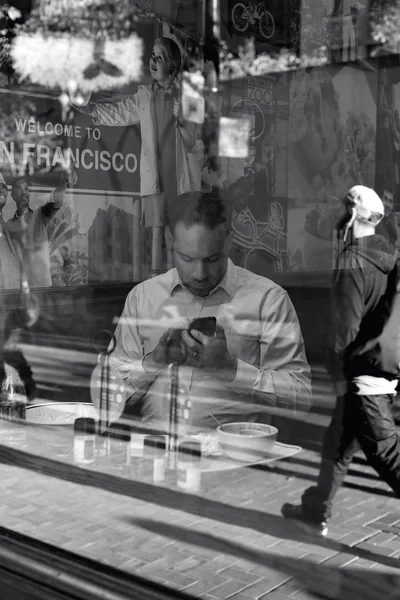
287,64,377,271
375,67,400,195
328,0,369,63
297,0,330,55
231,184,289,276
221,72,291,276
229,0,277,42
0,88,141,289
49,203,88,287
375,66,400,254
88,203,135,284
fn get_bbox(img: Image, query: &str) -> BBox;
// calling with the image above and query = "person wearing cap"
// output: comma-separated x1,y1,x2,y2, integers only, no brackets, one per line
6,169,77,288
282,185,400,537
0,172,19,289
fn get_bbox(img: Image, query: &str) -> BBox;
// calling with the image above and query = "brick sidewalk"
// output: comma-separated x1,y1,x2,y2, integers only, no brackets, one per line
0,441,399,600
0,362,399,599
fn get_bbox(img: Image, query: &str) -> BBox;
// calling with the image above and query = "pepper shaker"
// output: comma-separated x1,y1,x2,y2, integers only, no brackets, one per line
130,434,145,477
108,423,131,472
177,440,202,493
74,417,96,464
144,435,167,483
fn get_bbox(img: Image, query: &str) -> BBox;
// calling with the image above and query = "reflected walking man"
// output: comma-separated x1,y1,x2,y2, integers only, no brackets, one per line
282,186,400,537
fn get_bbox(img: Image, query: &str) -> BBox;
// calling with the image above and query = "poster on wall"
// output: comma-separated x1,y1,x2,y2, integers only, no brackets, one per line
220,0,297,52
221,73,290,277
0,89,140,192
0,88,141,289
287,64,378,272
326,0,369,63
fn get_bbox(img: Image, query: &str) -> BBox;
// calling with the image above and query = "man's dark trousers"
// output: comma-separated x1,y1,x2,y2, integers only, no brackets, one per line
300,391,400,521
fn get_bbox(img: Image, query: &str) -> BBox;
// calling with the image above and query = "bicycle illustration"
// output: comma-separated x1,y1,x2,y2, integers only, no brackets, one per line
231,2,275,40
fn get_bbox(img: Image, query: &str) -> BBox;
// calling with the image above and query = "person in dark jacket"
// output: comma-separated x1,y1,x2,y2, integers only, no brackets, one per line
281,185,400,536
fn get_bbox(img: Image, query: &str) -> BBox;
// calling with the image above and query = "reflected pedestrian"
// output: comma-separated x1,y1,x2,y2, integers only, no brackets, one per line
282,186,400,536
7,169,77,288
0,172,19,289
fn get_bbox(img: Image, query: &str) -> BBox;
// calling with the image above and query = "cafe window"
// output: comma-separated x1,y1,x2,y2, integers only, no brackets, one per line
0,2,399,600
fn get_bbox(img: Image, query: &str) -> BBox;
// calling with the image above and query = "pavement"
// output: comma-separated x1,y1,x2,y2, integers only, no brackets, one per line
0,359,399,599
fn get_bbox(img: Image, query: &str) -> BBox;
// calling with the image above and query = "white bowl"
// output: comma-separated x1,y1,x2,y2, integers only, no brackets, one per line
217,422,278,462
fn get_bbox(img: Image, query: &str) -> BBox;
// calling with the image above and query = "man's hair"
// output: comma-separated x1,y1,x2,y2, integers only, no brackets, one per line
168,190,233,234
11,177,27,191
154,37,182,76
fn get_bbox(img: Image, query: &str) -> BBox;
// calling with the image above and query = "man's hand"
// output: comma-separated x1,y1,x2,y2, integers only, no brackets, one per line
59,167,78,187
182,324,238,382
143,327,186,374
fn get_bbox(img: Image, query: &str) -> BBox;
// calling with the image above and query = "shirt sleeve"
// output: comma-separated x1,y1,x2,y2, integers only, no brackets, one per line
227,291,312,413
89,95,140,127
108,288,158,406
178,121,198,150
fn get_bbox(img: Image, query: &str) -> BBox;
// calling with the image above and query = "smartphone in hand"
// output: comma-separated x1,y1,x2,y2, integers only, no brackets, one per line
188,316,217,339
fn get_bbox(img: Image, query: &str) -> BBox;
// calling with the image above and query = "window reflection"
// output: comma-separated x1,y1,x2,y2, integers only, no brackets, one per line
0,3,399,600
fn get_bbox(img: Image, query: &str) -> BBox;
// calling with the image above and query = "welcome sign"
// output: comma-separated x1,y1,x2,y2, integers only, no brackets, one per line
0,88,141,194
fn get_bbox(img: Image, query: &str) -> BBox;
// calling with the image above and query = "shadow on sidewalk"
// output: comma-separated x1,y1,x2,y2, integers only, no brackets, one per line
258,463,393,497
287,455,380,482
132,519,400,600
122,500,400,572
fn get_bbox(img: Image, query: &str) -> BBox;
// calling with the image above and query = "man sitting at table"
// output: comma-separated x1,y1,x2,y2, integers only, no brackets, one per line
110,190,311,431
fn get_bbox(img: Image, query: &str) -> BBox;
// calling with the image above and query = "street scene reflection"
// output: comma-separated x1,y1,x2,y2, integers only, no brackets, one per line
0,2,400,600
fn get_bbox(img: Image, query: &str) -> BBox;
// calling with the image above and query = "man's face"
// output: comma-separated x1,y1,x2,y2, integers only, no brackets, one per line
172,223,231,297
12,179,30,212
382,190,394,215
0,184,8,211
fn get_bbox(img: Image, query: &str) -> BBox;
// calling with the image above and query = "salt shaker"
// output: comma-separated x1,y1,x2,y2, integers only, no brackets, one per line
0,373,27,448
108,423,131,472
130,434,145,477
144,435,167,483
177,440,202,493
73,417,96,464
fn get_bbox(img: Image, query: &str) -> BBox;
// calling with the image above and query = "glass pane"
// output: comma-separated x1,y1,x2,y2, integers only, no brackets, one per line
0,2,399,600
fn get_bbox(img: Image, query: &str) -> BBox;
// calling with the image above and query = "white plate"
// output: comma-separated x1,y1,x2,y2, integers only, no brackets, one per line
200,441,302,472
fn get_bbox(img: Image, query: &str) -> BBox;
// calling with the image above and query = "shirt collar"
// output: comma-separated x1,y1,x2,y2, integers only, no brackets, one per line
171,258,237,300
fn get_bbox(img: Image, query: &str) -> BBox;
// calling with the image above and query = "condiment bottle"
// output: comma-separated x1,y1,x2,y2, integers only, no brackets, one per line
108,423,131,472
0,373,27,447
144,435,167,483
177,440,202,493
130,434,145,477
73,417,96,464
